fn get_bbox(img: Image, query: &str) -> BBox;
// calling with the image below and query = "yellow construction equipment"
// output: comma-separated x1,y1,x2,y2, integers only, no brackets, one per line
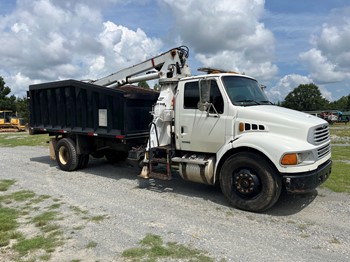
0,110,26,132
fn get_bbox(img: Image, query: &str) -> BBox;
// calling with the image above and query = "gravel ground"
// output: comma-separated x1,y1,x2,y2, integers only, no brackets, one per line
0,146,349,262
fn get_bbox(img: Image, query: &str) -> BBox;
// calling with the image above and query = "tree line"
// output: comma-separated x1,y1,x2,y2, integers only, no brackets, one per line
0,76,29,122
1,76,349,124
280,83,350,112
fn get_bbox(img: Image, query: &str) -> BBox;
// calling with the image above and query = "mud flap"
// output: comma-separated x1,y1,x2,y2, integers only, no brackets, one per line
49,138,57,161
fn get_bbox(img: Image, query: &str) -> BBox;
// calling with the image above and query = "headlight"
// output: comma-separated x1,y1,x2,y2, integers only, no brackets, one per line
280,151,315,166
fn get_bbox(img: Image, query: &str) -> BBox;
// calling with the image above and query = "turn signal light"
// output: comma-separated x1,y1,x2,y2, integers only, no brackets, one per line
239,122,244,132
281,153,298,165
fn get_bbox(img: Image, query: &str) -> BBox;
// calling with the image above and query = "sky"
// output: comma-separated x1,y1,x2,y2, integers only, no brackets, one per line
0,0,350,103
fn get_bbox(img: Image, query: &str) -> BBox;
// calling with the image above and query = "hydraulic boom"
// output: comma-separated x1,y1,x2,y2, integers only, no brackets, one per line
91,46,190,88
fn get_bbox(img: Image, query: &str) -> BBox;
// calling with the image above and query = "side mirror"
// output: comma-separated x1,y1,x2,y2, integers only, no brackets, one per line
198,79,211,111
259,84,266,91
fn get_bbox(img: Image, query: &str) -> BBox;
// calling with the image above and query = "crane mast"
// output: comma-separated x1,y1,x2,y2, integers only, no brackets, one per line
91,46,191,178
91,46,190,88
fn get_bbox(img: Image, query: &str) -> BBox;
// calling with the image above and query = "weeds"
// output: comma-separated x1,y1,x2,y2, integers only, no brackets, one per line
14,234,59,255
69,205,89,215
32,211,58,227
86,241,98,249
0,180,64,260
89,215,108,223
122,233,214,262
0,179,16,191
0,207,19,247
329,237,341,244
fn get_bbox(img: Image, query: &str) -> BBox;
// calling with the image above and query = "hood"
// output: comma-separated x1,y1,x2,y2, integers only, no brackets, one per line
236,105,327,141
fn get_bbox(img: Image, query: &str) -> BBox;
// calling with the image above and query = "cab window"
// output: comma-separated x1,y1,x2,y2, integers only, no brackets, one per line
183,81,224,114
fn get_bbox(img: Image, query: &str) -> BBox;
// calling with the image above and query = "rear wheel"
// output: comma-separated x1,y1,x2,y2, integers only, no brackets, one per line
220,152,281,212
77,154,89,170
56,138,79,171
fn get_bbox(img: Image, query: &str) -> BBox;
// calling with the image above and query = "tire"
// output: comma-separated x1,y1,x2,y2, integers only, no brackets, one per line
220,152,281,212
105,150,128,164
77,154,89,170
55,138,79,171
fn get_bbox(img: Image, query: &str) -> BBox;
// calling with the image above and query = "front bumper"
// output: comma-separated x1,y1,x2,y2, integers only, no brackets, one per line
282,160,332,193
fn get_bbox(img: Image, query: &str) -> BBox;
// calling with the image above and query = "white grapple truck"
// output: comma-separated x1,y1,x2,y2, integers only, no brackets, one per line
29,46,332,212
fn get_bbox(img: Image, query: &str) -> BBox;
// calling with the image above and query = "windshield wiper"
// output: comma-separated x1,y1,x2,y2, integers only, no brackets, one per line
259,100,274,105
235,99,261,105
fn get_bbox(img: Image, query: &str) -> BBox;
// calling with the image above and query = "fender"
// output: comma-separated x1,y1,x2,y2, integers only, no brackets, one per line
214,132,319,182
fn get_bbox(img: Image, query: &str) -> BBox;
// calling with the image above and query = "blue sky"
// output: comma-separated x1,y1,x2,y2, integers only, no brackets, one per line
1,0,350,102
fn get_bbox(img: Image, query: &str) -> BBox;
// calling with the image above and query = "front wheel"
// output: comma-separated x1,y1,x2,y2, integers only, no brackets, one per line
220,152,281,212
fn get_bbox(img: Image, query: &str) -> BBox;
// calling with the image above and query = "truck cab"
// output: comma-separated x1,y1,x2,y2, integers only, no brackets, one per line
170,73,331,211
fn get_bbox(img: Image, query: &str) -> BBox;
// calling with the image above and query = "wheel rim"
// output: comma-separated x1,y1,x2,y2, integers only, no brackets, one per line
58,146,68,165
232,168,261,198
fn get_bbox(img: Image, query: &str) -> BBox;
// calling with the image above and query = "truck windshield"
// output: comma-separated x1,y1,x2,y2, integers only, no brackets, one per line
221,76,271,106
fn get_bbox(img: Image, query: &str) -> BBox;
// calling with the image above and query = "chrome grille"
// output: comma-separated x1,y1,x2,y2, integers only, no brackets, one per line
318,143,331,159
309,124,330,145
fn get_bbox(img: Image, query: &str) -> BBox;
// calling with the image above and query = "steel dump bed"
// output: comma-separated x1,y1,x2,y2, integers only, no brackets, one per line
28,79,158,139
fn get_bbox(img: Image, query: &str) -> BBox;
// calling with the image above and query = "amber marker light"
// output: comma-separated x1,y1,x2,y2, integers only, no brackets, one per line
281,153,298,165
239,122,245,132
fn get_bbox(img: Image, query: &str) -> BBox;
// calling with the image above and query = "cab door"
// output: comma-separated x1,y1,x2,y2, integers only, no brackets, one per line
175,79,226,153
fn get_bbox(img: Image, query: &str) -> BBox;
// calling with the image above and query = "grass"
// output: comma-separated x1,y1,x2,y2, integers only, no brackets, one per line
32,211,58,227
122,234,214,262
86,241,98,249
322,126,350,193
48,203,61,210
0,179,16,191
0,179,131,260
0,180,64,260
0,190,36,204
0,207,20,247
31,194,51,204
89,215,108,223
14,234,60,255
322,161,350,192
330,146,350,161
69,205,89,215
0,132,48,147
329,125,350,139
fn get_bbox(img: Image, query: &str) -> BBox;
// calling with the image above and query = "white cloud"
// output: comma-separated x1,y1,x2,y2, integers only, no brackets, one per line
267,74,333,102
299,48,346,83
11,22,30,33
0,0,163,97
6,73,40,97
161,0,277,80
267,74,313,102
299,7,350,84
95,21,162,79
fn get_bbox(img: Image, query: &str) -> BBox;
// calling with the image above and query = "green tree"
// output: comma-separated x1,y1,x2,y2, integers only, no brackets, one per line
328,95,349,111
282,83,329,111
16,96,29,123
347,94,350,111
0,76,16,111
137,80,150,89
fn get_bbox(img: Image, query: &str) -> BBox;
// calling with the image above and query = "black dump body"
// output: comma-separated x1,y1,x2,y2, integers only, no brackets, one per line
28,80,158,139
